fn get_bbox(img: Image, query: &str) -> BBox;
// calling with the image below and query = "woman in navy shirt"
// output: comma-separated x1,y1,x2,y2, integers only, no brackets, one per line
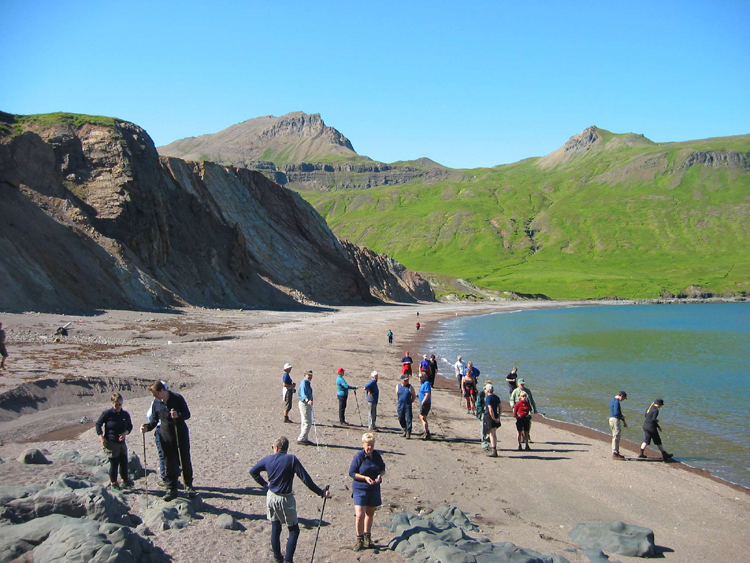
349,432,386,552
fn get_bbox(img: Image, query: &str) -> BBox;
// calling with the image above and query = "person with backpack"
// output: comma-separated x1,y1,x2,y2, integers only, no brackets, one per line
484,384,502,457
640,398,674,462
513,391,533,451
364,371,379,431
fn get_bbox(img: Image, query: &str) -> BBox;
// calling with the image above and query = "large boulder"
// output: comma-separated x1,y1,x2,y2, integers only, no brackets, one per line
17,448,50,464
142,497,201,531
568,521,655,558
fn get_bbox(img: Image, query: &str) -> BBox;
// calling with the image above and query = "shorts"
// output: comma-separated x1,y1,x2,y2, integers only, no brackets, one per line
283,387,295,411
483,416,501,432
353,484,382,507
267,490,298,526
642,426,662,446
402,365,412,375
102,440,127,460
463,386,476,398
420,403,431,417
515,417,531,432
0,343,7,358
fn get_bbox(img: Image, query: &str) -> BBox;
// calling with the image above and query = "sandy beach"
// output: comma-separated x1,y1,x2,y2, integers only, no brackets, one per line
0,302,748,562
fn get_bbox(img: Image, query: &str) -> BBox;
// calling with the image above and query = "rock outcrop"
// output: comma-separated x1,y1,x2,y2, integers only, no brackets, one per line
0,112,434,312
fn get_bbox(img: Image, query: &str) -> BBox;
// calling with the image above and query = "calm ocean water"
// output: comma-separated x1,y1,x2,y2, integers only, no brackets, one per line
425,302,750,489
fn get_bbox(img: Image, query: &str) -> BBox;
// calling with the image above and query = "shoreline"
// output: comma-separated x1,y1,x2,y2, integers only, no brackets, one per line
1,302,748,563
406,301,750,496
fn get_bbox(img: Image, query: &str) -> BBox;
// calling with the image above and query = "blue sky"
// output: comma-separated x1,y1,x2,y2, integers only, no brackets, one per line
1,0,748,168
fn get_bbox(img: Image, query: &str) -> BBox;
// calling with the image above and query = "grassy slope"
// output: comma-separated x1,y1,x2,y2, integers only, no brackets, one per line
302,132,750,298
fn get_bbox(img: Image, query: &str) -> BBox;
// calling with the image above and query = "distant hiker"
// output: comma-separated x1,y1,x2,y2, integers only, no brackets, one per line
96,392,134,490
141,381,196,501
513,391,533,450
416,322,420,331
418,371,432,440
387,330,393,345
453,355,465,391
609,391,628,460
0,322,8,370
506,367,518,397
349,432,386,551
365,371,379,431
640,399,674,462
428,354,438,386
336,367,357,425
401,351,413,376
476,380,492,450
145,381,170,485
395,374,416,439
419,354,430,374
250,436,331,563
484,384,502,457
297,370,315,444
282,363,296,423
462,362,480,414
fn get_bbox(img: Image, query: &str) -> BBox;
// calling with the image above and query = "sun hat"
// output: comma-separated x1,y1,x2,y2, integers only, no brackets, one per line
337,367,345,374
283,363,292,370
371,370,378,377
654,398,664,406
304,370,313,376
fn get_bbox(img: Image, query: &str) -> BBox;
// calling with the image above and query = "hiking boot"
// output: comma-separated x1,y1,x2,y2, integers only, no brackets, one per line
525,444,531,451
186,486,197,498
400,430,407,437
296,439,312,446
487,449,498,458
423,431,431,440
164,489,178,502
158,479,170,489
340,421,350,426
354,536,365,552
108,481,121,491
283,416,292,423
638,451,648,459
612,452,625,460
662,452,674,461
363,532,372,548
121,478,135,489
405,432,411,439
517,444,523,451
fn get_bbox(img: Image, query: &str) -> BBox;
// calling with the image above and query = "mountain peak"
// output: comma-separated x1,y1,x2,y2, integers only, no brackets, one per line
537,126,654,168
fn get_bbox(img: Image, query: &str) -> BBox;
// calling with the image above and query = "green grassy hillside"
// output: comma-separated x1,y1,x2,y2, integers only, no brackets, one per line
302,128,750,298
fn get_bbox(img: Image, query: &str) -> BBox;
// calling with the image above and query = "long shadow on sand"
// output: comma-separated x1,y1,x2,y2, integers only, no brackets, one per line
545,441,592,446
197,485,266,500
504,455,572,461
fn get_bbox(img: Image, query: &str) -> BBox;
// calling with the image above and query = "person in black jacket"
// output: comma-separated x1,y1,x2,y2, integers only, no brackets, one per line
141,381,196,500
96,392,133,490
639,398,674,461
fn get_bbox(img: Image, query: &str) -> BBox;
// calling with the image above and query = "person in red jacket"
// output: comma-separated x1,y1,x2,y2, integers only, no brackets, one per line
513,392,533,451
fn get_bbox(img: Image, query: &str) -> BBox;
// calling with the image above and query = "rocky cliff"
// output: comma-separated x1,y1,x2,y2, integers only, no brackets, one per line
0,112,434,313
157,112,463,191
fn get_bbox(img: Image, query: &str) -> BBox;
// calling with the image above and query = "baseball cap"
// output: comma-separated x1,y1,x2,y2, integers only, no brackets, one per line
283,363,292,370
371,370,378,377
337,367,346,374
619,391,628,399
304,370,313,376
654,398,664,406
517,378,525,385
400,374,409,380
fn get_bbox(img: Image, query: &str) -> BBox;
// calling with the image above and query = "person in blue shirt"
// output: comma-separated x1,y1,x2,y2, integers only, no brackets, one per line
418,371,432,440
251,436,331,563
395,374,416,438
297,370,314,444
96,392,133,490
336,367,357,425
387,330,393,345
281,363,296,423
419,354,431,373
349,432,386,551
364,371,379,431
609,391,628,459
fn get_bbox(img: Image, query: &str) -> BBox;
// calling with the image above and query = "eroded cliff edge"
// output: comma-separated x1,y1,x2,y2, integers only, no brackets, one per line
0,112,434,312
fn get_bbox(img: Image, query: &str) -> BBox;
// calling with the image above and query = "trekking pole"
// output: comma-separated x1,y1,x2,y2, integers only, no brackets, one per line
172,415,183,491
310,486,330,563
311,407,320,453
142,431,149,508
354,390,364,427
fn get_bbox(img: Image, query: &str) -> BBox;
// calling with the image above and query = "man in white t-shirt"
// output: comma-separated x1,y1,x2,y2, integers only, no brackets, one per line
453,355,465,391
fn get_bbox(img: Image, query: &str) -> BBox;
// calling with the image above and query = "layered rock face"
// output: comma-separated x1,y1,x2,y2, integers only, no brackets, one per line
0,113,434,312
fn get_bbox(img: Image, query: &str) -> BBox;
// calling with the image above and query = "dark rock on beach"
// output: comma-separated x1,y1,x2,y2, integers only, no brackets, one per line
569,521,655,558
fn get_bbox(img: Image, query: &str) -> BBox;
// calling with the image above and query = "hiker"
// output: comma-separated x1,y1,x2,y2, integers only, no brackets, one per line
513,391,533,450
484,384,502,457
640,399,674,461
395,374,416,438
96,392,134,490
297,370,315,445
365,371,379,431
387,330,393,345
140,381,196,501
511,379,538,442
145,381,170,485
476,380,492,450
419,354,431,375
0,322,8,370
418,371,432,440
428,354,438,386
453,355,465,391
349,432,386,551
608,391,628,460
250,436,331,563
401,351,413,376
416,322,420,331
506,367,518,398
282,363,296,423
462,361,480,414
336,368,357,425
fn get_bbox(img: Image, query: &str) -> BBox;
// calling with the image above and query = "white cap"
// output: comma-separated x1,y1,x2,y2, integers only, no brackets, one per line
283,363,292,370
485,384,494,392
371,370,378,377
